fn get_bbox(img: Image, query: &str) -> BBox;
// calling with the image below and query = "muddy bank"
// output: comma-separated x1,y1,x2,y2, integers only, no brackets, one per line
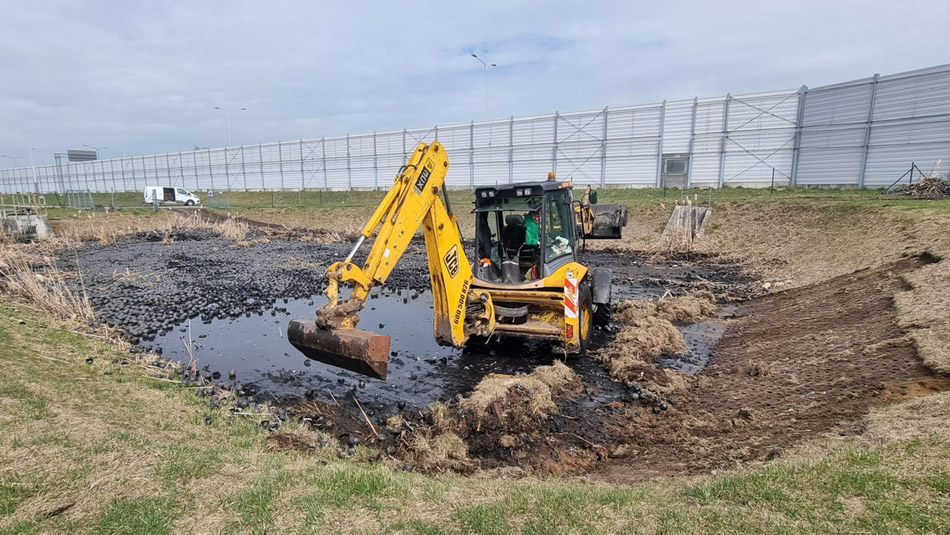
593,254,950,482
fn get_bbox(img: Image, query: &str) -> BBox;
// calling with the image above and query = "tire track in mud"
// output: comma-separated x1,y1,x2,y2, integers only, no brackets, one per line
592,253,950,482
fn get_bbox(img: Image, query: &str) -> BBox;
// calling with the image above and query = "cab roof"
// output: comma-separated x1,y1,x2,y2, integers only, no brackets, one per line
474,180,573,202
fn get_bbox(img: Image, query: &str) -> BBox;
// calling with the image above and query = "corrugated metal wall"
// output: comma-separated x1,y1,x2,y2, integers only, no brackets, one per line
796,64,950,187
3,64,948,194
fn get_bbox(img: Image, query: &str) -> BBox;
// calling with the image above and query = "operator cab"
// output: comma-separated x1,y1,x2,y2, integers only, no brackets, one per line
472,180,578,285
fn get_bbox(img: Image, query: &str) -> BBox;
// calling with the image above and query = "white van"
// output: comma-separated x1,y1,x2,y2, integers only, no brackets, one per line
143,186,201,206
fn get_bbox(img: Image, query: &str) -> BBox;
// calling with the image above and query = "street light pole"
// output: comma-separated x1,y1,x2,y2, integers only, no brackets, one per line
471,54,497,120
0,154,22,167
82,144,108,160
214,106,246,147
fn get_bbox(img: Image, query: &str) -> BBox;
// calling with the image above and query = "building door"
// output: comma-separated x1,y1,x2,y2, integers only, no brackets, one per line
661,155,690,188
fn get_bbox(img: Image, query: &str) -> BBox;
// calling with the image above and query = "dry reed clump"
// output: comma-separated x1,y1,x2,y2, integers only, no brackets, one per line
894,258,950,374
598,293,717,393
232,237,271,248
614,291,717,325
52,211,181,245
460,360,579,432
404,430,470,472
211,216,249,241
0,246,94,323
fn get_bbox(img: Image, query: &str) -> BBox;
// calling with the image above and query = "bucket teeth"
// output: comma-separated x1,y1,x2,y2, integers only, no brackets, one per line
287,319,390,380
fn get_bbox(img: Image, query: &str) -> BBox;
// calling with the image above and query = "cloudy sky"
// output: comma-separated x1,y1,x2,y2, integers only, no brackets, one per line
2,0,949,166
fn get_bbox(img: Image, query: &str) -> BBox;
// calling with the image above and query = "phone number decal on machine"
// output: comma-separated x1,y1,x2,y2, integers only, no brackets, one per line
413,160,433,194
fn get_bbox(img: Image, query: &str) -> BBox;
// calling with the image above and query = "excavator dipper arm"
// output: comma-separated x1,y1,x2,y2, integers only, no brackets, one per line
288,142,493,380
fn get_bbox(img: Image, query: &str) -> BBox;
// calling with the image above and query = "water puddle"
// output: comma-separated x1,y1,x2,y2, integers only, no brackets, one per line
150,288,465,412
653,306,735,374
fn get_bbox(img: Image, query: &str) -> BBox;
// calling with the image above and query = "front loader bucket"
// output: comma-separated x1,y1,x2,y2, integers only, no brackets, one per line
287,319,391,380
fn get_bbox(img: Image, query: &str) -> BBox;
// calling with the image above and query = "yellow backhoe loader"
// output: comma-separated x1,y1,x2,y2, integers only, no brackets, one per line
288,141,627,379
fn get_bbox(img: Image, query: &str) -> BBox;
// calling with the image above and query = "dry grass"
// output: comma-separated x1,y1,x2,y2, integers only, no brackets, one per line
460,361,578,428
0,245,94,322
51,210,180,244
599,293,717,393
894,258,950,374
212,216,249,241
615,291,718,324
405,431,470,472
864,390,950,441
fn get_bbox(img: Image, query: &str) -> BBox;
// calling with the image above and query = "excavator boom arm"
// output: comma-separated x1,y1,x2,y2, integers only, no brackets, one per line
289,142,491,379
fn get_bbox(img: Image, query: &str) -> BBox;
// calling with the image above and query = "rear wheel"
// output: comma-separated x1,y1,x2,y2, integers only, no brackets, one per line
593,301,612,327
578,283,593,354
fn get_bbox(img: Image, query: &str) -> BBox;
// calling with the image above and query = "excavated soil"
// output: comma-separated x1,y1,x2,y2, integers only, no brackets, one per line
592,253,950,482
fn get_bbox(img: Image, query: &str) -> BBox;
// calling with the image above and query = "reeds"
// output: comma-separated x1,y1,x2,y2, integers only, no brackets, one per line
0,246,94,322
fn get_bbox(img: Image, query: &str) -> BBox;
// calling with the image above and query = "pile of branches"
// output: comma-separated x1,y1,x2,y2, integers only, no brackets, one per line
891,176,950,197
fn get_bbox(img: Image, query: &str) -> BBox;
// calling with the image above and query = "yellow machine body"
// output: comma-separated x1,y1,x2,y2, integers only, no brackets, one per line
288,141,601,380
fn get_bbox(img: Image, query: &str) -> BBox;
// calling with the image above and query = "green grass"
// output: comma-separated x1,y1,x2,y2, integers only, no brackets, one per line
91,497,178,535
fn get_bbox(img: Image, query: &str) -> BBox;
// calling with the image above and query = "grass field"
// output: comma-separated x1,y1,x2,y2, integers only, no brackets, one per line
7,186,950,533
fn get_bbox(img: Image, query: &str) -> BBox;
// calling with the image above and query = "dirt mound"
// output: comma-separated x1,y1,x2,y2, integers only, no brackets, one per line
386,362,584,473
599,293,717,393
461,360,579,432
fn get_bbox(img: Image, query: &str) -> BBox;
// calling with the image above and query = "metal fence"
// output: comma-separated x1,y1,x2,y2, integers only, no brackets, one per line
2,64,948,194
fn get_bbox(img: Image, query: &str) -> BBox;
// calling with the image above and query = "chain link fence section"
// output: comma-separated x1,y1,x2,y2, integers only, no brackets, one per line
64,190,95,210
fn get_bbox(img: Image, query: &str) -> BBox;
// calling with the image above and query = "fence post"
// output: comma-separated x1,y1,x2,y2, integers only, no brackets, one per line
656,100,667,188
790,85,807,186
207,148,214,194
278,141,284,191
346,134,352,190
508,116,514,184
373,131,378,190
129,156,136,192
192,151,199,191
552,112,559,174
240,145,247,190
600,107,608,187
165,153,172,186
259,143,265,190
321,138,328,191
469,121,475,189
224,148,232,193
717,94,732,188
858,74,880,188
687,97,698,188
299,139,305,191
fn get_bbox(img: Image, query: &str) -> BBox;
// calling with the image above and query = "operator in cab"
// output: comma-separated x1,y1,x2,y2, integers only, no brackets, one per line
523,208,542,280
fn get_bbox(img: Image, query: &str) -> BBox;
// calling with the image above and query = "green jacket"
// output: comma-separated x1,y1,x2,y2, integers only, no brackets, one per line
524,213,540,246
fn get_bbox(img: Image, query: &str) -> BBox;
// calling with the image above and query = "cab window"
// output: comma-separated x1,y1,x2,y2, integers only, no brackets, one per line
176,188,188,195
543,190,575,263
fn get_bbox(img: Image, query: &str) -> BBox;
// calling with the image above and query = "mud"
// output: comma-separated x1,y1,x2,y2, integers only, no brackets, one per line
593,254,950,481
68,225,949,480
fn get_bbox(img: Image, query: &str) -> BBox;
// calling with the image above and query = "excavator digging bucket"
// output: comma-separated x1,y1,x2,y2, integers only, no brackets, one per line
287,319,391,380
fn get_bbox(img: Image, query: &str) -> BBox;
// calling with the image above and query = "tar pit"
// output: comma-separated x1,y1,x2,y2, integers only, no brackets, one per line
69,227,949,477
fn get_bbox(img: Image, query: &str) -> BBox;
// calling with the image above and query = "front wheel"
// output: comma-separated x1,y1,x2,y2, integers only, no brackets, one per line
185,200,195,206
578,283,593,354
